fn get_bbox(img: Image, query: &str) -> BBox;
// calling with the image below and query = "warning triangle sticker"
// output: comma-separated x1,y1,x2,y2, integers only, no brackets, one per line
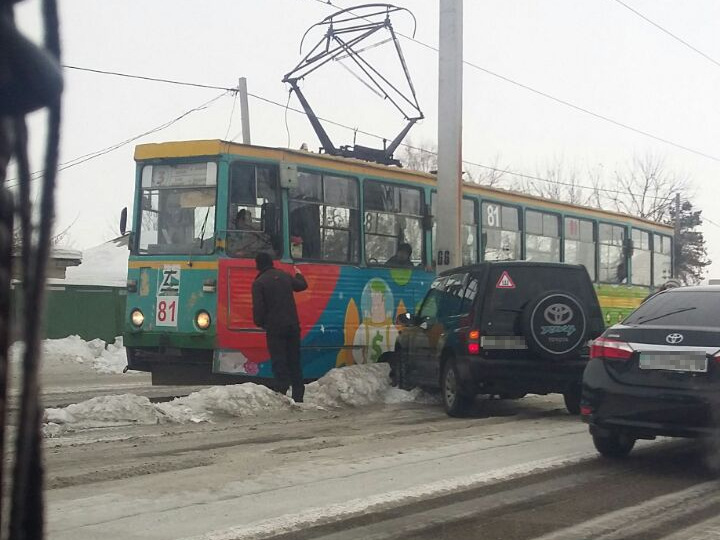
496,271,516,289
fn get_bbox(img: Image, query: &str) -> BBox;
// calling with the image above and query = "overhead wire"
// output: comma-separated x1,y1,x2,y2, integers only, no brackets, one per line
13,63,678,203
6,91,230,189
307,0,720,165
611,0,720,70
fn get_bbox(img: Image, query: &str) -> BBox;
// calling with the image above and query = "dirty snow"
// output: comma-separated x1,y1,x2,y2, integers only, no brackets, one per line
43,363,432,436
11,335,135,375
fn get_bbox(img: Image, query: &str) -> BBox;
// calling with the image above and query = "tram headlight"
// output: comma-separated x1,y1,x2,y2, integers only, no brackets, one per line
195,310,211,330
131,309,144,327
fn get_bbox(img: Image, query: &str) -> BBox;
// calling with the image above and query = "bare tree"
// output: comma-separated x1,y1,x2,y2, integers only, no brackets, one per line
399,141,509,188
513,157,597,206
466,154,509,188
397,140,437,173
606,154,689,222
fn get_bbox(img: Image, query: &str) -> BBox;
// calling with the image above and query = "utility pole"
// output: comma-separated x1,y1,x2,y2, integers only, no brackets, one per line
673,192,680,277
436,0,463,272
238,77,251,144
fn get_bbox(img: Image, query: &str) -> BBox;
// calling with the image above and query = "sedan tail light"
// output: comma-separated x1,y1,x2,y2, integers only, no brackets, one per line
468,329,481,355
590,337,634,360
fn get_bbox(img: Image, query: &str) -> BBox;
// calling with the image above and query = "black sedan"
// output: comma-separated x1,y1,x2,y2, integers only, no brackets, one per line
582,285,720,458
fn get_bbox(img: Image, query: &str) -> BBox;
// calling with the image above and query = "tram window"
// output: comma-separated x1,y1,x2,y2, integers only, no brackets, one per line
289,172,359,263
364,181,424,267
599,223,626,283
653,233,673,284
632,229,651,286
564,217,596,280
525,210,560,262
431,195,478,266
227,162,281,258
481,202,520,261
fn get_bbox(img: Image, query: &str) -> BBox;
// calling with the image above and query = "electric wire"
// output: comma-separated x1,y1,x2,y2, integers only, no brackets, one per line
308,0,720,164
6,91,229,189
611,0,720,70
18,64,677,203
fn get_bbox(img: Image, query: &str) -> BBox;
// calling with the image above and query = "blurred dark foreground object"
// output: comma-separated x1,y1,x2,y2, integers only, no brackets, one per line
0,1,63,539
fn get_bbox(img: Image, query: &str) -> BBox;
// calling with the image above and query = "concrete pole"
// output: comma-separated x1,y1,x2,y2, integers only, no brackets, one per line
436,0,463,272
238,77,251,144
673,192,680,278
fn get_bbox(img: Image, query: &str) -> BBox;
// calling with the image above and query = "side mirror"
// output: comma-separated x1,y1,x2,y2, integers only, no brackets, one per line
395,312,414,326
119,207,128,235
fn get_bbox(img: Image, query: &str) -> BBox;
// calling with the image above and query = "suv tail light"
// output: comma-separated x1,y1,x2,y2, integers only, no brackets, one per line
468,330,481,355
590,337,634,360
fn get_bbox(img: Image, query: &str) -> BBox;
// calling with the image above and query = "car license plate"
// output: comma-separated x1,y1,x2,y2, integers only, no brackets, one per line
639,351,708,373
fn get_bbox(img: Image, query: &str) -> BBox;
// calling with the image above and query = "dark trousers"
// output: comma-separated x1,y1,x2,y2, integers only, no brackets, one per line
266,325,304,401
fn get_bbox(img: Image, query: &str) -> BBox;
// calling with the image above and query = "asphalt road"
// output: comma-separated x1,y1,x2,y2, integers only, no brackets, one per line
42,391,720,540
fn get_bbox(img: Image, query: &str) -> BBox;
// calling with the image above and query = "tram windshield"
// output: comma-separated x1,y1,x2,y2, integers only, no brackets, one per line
136,162,218,255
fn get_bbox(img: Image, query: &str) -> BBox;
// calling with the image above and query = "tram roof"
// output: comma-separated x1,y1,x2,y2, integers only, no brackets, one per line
135,139,674,233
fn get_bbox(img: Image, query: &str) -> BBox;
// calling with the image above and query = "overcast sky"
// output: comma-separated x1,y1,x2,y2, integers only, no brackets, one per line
13,0,720,278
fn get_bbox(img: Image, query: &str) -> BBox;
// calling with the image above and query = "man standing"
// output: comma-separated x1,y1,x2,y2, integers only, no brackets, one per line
251,252,308,402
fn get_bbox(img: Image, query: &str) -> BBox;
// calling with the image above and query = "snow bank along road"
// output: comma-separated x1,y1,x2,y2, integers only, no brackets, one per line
28,336,720,539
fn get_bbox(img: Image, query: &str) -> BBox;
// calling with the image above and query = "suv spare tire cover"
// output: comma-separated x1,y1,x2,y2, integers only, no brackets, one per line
522,291,588,360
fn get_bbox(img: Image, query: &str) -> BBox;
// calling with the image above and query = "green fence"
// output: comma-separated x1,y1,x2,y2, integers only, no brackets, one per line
11,284,126,343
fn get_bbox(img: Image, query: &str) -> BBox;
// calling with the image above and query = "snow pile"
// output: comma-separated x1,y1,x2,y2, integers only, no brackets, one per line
42,364,433,437
157,384,295,423
93,337,131,374
11,335,135,375
44,394,163,436
305,363,393,408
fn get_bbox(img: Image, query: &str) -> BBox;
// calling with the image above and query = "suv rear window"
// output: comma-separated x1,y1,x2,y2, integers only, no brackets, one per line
482,266,593,334
624,291,720,327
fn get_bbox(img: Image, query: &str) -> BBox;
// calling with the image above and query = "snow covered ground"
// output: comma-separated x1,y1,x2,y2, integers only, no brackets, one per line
43,363,437,437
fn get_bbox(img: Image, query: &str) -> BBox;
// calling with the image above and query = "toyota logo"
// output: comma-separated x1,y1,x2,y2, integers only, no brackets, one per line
666,333,684,344
544,304,574,325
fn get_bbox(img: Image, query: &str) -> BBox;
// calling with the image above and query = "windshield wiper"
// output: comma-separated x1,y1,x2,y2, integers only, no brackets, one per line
635,307,697,325
198,207,212,250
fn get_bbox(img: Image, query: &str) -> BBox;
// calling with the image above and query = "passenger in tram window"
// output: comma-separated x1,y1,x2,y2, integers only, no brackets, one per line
386,243,414,267
234,208,256,230
227,208,272,256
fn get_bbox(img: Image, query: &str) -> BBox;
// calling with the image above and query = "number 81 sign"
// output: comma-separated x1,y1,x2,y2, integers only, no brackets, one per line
156,297,178,327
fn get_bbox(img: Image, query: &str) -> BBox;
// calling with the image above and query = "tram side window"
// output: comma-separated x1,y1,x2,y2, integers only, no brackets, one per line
430,194,477,266
289,172,359,263
564,217,596,280
525,210,560,262
632,230,651,286
599,223,627,283
227,162,281,258
364,181,424,267
653,234,673,285
481,202,520,261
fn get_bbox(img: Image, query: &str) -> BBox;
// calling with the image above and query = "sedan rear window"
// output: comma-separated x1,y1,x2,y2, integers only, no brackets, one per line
625,291,720,326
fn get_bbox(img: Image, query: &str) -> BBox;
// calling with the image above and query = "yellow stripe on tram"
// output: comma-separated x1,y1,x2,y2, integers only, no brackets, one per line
597,295,643,309
128,260,218,270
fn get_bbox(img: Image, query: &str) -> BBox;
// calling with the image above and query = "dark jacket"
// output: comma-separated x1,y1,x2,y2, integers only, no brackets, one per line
252,267,308,333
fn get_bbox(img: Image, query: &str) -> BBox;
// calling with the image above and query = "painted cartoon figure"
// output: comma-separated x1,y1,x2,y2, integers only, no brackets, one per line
351,278,398,364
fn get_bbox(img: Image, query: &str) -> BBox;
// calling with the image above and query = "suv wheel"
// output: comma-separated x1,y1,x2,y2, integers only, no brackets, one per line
441,360,474,417
563,386,582,415
592,431,636,458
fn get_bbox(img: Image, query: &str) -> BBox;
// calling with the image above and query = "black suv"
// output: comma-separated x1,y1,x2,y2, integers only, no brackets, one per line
393,261,605,417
